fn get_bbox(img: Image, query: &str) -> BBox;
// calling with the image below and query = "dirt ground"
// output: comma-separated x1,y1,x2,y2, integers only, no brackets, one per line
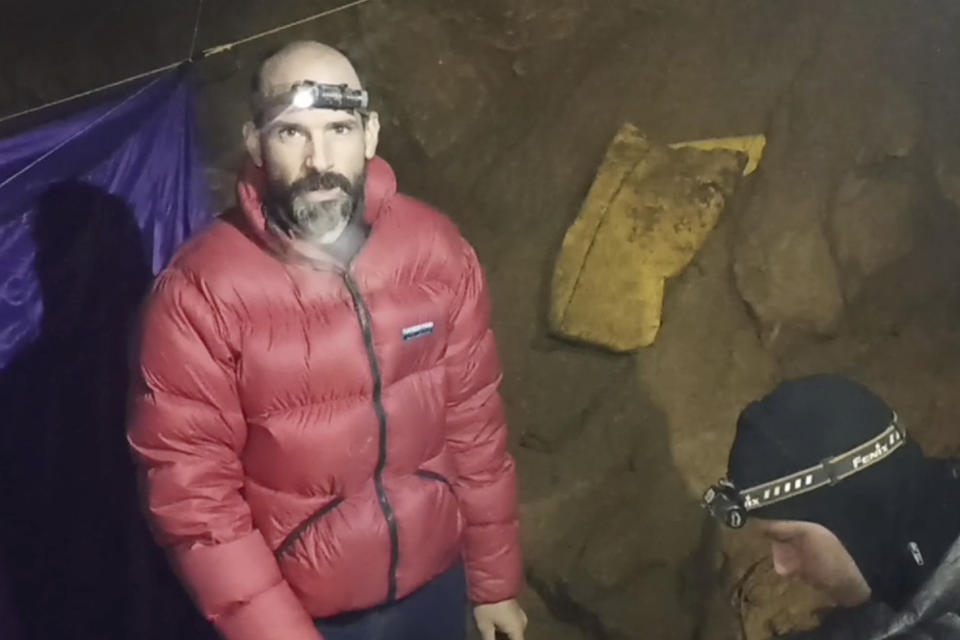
4,1,960,639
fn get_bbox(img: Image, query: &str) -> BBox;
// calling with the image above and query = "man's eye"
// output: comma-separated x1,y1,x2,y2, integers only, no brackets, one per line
332,123,351,135
277,127,302,140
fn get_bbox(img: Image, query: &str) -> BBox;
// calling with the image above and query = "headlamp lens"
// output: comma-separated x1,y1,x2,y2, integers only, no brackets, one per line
291,86,316,110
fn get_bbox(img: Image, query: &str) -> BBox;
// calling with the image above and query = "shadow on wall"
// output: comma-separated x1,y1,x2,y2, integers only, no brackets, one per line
0,181,216,640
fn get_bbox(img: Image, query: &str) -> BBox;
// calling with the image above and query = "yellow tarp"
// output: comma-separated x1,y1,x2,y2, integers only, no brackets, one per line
670,134,766,176
549,124,752,351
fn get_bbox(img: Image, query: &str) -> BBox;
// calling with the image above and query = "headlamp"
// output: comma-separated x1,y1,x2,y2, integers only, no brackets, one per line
703,480,748,528
288,81,369,111
291,86,317,110
703,413,906,528
255,80,370,126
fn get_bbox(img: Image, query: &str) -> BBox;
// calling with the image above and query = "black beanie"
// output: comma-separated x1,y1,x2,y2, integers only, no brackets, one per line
727,375,935,607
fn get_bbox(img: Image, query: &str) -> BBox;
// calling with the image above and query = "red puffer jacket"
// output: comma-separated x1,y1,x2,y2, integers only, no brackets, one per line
128,157,522,640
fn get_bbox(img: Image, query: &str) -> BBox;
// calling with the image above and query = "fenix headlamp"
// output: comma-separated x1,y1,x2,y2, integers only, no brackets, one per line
702,413,906,529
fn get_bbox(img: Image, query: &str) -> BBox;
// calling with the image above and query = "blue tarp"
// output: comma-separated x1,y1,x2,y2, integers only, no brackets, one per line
0,69,209,370
0,70,215,640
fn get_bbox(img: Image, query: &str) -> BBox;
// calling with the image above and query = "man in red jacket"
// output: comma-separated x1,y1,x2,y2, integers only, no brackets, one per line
128,40,526,640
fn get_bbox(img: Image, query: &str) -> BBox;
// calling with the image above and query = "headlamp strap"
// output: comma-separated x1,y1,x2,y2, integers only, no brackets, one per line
739,413,905,512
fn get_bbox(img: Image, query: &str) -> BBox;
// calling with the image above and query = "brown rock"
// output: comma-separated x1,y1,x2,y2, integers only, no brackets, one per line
733,180,846,338
736,560,832,640
640,211,780,495
935,146,960,211
450,0,588,51
356,7,490,157
732,4,926,339
827,164,916,298
519,369,706,640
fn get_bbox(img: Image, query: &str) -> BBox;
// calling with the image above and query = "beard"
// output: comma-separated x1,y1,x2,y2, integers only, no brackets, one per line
264,166,366,244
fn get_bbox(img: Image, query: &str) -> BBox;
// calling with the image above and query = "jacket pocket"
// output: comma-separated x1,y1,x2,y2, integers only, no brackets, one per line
415,469,454,491
275,497,345,558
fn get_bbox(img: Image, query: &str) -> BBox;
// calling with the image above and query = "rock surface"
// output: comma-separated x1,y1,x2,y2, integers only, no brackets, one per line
827,163,917,298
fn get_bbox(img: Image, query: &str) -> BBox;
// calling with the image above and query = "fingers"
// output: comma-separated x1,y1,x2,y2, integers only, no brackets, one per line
504,611,527,640
474,601,528,640
477,618,496,640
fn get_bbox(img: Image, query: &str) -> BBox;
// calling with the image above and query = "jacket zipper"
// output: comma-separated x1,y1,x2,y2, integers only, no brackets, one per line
342,271,399,603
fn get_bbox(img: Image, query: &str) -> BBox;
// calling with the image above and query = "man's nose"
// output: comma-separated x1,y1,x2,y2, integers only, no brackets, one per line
304,137,331,171
771,543,798,577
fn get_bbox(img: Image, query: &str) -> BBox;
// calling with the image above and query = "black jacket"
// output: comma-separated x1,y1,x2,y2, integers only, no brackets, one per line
789,535,960,640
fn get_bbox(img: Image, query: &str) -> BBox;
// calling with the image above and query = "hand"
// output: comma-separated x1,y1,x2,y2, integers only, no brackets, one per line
473,598,528,640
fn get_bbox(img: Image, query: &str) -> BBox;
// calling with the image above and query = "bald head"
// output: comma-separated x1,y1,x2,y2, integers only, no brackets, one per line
242,40,381,247
252,41,363,106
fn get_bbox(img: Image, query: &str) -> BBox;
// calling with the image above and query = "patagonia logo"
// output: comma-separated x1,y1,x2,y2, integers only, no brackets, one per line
402,322,435,342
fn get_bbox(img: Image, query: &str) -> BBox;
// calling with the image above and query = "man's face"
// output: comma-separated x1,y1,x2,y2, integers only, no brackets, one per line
753,519,871,607
258,105,369,243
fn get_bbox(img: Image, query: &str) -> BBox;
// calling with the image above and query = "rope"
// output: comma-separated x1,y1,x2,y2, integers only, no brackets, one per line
188,0,206,59
201,0,372,57
0,61,184,126
0,74,166,192
0,0,373,126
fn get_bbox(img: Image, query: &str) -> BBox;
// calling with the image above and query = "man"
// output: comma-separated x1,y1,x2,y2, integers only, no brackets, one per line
703,375,960,639
128,41,527,640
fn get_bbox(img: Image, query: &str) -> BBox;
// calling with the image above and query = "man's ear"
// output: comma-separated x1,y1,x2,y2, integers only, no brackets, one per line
364,111,380,160
243,121,264,167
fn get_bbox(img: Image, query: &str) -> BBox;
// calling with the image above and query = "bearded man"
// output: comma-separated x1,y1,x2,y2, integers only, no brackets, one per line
128,41,526,640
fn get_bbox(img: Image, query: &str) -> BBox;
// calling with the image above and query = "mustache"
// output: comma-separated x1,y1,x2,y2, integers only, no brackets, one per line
290,170,353,195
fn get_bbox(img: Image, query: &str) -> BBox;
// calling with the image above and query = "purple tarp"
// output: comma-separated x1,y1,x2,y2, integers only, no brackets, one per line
0,70,215,640
0,69,209,370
